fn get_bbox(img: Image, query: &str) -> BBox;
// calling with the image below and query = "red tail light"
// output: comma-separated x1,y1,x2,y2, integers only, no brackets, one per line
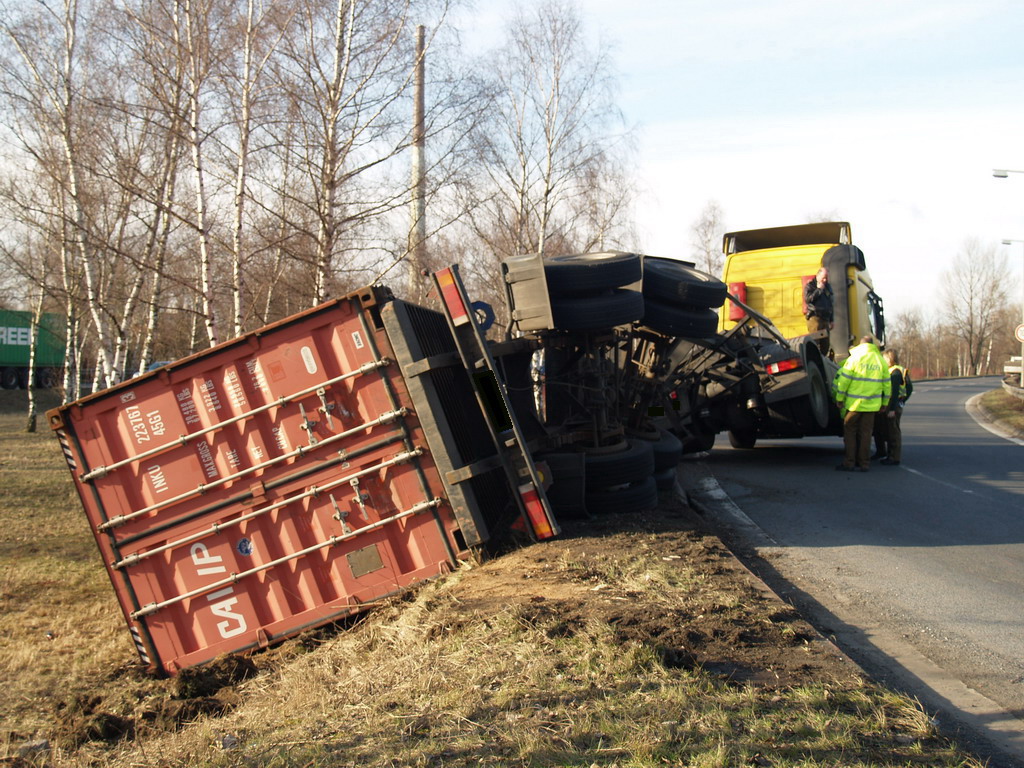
728,282,747,321
766,357,803,375
435,267,470,326
519,483,555,540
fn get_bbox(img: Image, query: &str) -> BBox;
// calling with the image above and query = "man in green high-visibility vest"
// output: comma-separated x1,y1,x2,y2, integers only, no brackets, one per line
832,336,891,472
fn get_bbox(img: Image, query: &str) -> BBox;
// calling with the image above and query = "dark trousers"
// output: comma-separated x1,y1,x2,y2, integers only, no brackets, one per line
806,315,830,354
873,407,902,462
843,411,876,469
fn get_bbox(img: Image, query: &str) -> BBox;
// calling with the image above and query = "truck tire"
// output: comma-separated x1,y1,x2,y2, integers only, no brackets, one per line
0,367,18,390
681,430,716,454
641,298,718,338
642,258,728,308
653,466,677,491
34,368,58,389
728,430,756,449
544,251,641,296
638,428,683,471
538,452,587,518
584,438,655,489
796,361,831,430
550,289,643,331
585,475,658,515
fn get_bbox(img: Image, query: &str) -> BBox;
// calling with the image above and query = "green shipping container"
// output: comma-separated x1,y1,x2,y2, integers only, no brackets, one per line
0,310,65,388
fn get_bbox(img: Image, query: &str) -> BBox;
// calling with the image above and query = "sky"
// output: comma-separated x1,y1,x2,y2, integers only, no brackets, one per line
457,0,1024,321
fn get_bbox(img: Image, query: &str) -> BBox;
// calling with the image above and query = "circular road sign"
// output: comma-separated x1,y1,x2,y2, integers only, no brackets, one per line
1016,324,1024,343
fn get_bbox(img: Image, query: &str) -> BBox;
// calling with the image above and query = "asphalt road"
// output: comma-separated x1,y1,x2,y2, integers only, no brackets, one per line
679,376,1024,766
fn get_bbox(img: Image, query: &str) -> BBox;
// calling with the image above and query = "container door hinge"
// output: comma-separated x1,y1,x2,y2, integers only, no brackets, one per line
298,402,319,445
316,387,335,430
350,478,370,521
329,493,353,534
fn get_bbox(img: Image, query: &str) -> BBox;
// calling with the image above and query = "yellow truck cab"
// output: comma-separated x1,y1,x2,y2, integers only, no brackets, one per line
718,221,884,359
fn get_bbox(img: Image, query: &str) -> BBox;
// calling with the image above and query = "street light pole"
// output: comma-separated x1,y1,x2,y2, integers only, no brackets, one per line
1001,239,1024,388
993,169,1024,389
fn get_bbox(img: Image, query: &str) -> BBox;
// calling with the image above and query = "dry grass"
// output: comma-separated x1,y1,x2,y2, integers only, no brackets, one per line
91,557,982,768
0,388,996,767
979,386,1024,435
0,390,133,742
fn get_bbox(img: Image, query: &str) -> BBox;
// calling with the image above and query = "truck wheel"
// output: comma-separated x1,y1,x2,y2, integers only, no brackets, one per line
639,428,682,471
544,251,641,296
653,466,677,491
642,258,728,308
34,368,58,389
584,438,655,489
539,452,587,518
681,429,716,454
797,361,831,430
585,475,658,515
641,298,718,338
550,289,644,331
728,430,756,449
0,367,18,390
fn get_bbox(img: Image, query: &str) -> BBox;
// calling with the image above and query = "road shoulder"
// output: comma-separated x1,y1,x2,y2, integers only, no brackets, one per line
676,456,1024,768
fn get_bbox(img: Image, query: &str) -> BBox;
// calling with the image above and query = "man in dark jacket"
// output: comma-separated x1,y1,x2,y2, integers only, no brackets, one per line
872,348,912,465
803,267,834,354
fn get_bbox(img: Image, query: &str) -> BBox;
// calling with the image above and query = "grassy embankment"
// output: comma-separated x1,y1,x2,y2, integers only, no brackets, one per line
978,386,1024,436
0,388,989,767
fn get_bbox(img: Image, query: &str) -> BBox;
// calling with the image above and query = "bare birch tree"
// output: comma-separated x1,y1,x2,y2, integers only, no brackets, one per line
940,238,1012,375
467,0,629,264
270,0,440,306
690,199,725,276
180,0,222,346
218,0,293,335
25,284,44,430
0,0,120,388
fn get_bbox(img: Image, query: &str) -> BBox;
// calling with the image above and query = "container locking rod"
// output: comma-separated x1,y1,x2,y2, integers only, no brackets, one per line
129,498,444,619
80,358,391,483
98,408,410,531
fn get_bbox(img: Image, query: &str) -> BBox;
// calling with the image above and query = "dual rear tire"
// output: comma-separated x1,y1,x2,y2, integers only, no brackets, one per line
544,252,644,331
580,429,682,514
583,438,659,515
541,251,728,337
639,258,726,338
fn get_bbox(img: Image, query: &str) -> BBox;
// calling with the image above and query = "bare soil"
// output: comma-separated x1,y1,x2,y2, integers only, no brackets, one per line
27,491,865,762
450,495,857,691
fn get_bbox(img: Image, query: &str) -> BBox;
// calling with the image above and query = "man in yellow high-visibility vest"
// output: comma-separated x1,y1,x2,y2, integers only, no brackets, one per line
873,348,912,465
832,336,891,472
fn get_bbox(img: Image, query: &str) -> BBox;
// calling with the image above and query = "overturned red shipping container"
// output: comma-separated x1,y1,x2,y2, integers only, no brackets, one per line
49,286,499,675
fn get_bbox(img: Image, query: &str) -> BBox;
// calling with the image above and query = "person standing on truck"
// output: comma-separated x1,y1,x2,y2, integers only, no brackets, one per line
872,348,911,465
832,335,891,472
803,267,834,355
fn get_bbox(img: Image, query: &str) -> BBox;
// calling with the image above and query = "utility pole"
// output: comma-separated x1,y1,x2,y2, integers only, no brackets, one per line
409,24,427,298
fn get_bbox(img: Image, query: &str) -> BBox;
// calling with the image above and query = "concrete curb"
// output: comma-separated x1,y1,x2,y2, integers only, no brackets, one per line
674,425,1024,767
1002,379,1024,403
966,392,1024,445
